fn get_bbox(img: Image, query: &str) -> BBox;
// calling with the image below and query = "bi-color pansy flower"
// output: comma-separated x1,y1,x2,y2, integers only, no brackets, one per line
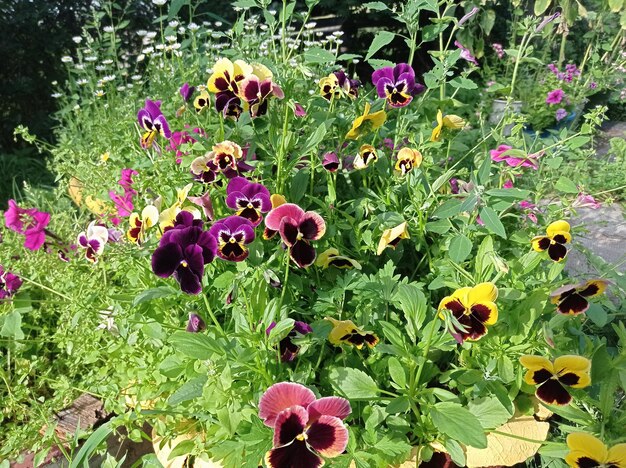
225,177,271,226
376,221,409,255
315,248,361,270
193,90,211,113
262,194,288,241
565,433,626,468
207,58,253,119
259,382,351,468
520,355,591,406
151,211,217,295
550,279,608,315
431,109,465,142
266,321,312,362
0,265,23,300
137,99,171,149
264,204,326,268
77,221,109,263
238,64,284,118
438,282,498,343
531,220,571,262
395,147,422,175
208,215,255,262
345,103,387,140
326,317,378,349
372,63,424,108
353,144,378,170
319,70,360,101
127,205,159,245
321,152,340,172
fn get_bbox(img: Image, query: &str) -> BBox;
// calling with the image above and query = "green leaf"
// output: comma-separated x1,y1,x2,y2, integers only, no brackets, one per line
432,199,462,219
430,402,487,448
0,311,24,340
169,440,195,459
586,303,608,327
133,286,177,306
567,136,590,149
388,357,407,388
393,283,428,341
431,169,455,193
555,176,579,193
468,397,512,429
290,169,309,203
362,1,388,10
168,0,191,19
168,375,208,406
70,422,113,468
303,47,336,64
449,77,478,89
425,219,452,234
386,397,410,414
534,0,551,15
479,206,506,238
480,9,496,35
477,155,491,185
268,318,295,344
367,58,395,69
301,122,327,154
486,188,531,199
232,0,257,7
444,438,466,466
609,0,623,12
329,367,379,399
365,31,395,61
449,234,472,263
169,331,221,359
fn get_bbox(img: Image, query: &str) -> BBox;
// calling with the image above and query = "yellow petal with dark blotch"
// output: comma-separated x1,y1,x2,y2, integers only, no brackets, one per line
315,248,340,268
233,59,253,79
326,317,358,345
377,221,409,255
553,355,591,375
474,300,498,325
577,279,608,298
468,282,498,304
207,58,234,92
442,114,466,129
437,295,456,319
607,443,626,466
546,220,570,237
531,235,550,252
550,230,572,244
251,62,272,80
566,433,608,465
450,286,472,307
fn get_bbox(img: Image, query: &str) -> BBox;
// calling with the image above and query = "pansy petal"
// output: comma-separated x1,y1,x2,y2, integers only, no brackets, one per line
175,265,202,295
299,212,326,240
553,355,591,376
607,443,626,466
273,406,309,447
565,450,604,468
566,433,609,465
520,355,554,371
258,382,316,427
306,415,349,458
551,231,572,244
557,293,589,315
531,236,551,252
548,243,568,262
576,280,608,298
290,239,316,268
280,217,300,247
468,282,498,304
265,203,305,231
152,243,183,278
227,176,251,196
470,301,498,325
437,297,466,320
536,379,572,405
264,441,323,468
546,220,571,237
307,397,351,422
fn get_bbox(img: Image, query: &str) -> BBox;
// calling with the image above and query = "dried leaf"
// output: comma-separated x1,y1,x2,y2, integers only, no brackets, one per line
68,177,83,206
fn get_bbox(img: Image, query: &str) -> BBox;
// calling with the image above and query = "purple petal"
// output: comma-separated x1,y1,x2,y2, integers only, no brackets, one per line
175,264,202,295
152,243,183,278
307,397,351,422
227,176,251,195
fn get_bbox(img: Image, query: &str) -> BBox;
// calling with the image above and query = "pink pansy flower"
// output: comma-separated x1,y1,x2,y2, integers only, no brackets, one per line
259,382,351,468
4,199,51,250
490,145,540,170
545,89,564,105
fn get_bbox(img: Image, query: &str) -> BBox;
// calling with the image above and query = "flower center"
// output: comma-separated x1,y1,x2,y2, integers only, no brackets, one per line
247,202,253,209
296,232,303,241
296,433,307,441
180,260,188,268
229,237,237,243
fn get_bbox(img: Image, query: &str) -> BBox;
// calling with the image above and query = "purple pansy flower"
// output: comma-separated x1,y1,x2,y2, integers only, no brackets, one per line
556,108,568,121
371,63,424,108
0,265,23,300
266,321,313,362
179,83,195,102
4,199,51,251
264,204,326,268
186,313,206,332
225,177,271,226
77,221,109,263
137,99,172,148
208,215,255,262
322,152,340,172
546,89,564,104
259,382,351,468
455,41,479,66
152,211,217,295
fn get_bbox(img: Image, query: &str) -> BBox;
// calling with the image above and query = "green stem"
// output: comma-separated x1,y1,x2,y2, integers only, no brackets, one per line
277,250,291,315
202,293,225,336
276,103,291,194
19,276,72,301
280,0,287,62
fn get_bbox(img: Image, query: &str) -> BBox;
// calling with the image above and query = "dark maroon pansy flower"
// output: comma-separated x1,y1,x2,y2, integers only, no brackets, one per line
186,313,206,332
225,177,271,226
264,204,326,268
239,75,284,118
322,152,340,172
208,215,255,262
4,199,51,251
266,321,312,362
179,83,195,102
215,91,243,119
372,63,423,108
151,212,217,295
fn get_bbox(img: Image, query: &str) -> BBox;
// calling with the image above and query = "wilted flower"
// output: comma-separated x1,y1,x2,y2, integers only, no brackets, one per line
564,433,626,468
395,147,422,175
186,313,206,332
315,248,361,269
266,321,312,362
77,221,109,263
326,317,378,348
353,144,378,170
520,355,590,405
573,193,601,209
458,6,479,26
0,265,23,300
259,382,351,468
438,283,498,343
187,191,214,221
322,152,340,172
377,221,409,255
345,103,386,140
4,199,51,251
550,279,608,315
455,40,479,66
179,82,195,103
137,99,171,148
536,12,561,33
431,109,465,142
293,102,307,117
531,220,571,262
556,108,568,121
372,63,424,108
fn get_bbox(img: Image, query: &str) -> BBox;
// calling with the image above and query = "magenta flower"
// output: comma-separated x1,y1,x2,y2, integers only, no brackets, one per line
490,145,539,170
151,211,217,295
137,99,172,148
259,382,350,468
186,313,206,332
546,89,564,105
455,41,479,66
109,168,138,218
0,265,23,300
265,204,326,268
208,215,255,262
167,127,206,164
266,321,312,362
225,177,271,226
4,199,51,251
503,180,514,189
371,63,424,108
293,102,307,118
322,152,340,172
179,83,195,102
519,200,539,224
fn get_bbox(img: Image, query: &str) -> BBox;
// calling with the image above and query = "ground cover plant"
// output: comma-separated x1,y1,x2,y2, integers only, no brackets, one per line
1,0,626,467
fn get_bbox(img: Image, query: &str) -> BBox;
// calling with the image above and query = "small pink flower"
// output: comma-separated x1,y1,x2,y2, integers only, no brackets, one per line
455,41,479,66
4,199,51,251
293,102,307,118
503,180,514,189
546,89,564,105
573,193,601,209
476,216,484,226
490,145,539,170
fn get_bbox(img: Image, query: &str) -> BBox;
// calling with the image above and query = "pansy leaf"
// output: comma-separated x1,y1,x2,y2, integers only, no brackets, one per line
449,234,472,263
449,77,478,89
468,397,512,429
444,438,466,467
432,199,462,219
534,0,551,16
303,47,336,64
133,286,178,306
362,1,388,10
555,176,579,193
430,402,487,448
365,31,395,61
479,206,506,238
477,155,491,184
388,357,407,388
169,331,221,360
586,303,608,327
168,375,208,406
329,367,379,399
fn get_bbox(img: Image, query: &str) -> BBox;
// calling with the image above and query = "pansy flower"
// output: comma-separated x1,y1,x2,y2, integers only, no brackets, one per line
438,282,498,343
0,265,23,300
531,220,571,262
137,99,171,148
550,279,608,315
259,382,351,468
225,177,271,226
151,211,217,294
395,147,422,175
190,153,220,184
376,221,409,255
315,248,361,270
127,205,159,244
565,433,626,468
353,144,378,170
207,58,253,119
264,203,326,268
238,64,284,118
326,317,378,349
266,321,312,362
186,313,206,333
263,194,287,241
345,103,387,140
321,152,340,172
319,70,359,101
372,63,423,108
211,140,244,172
431,110,465,142
193,90,211,113
187,191,215,221
179,82,195,102
520,355,591,406
4,199,50,251
77,221,109,263
208,215,255,262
